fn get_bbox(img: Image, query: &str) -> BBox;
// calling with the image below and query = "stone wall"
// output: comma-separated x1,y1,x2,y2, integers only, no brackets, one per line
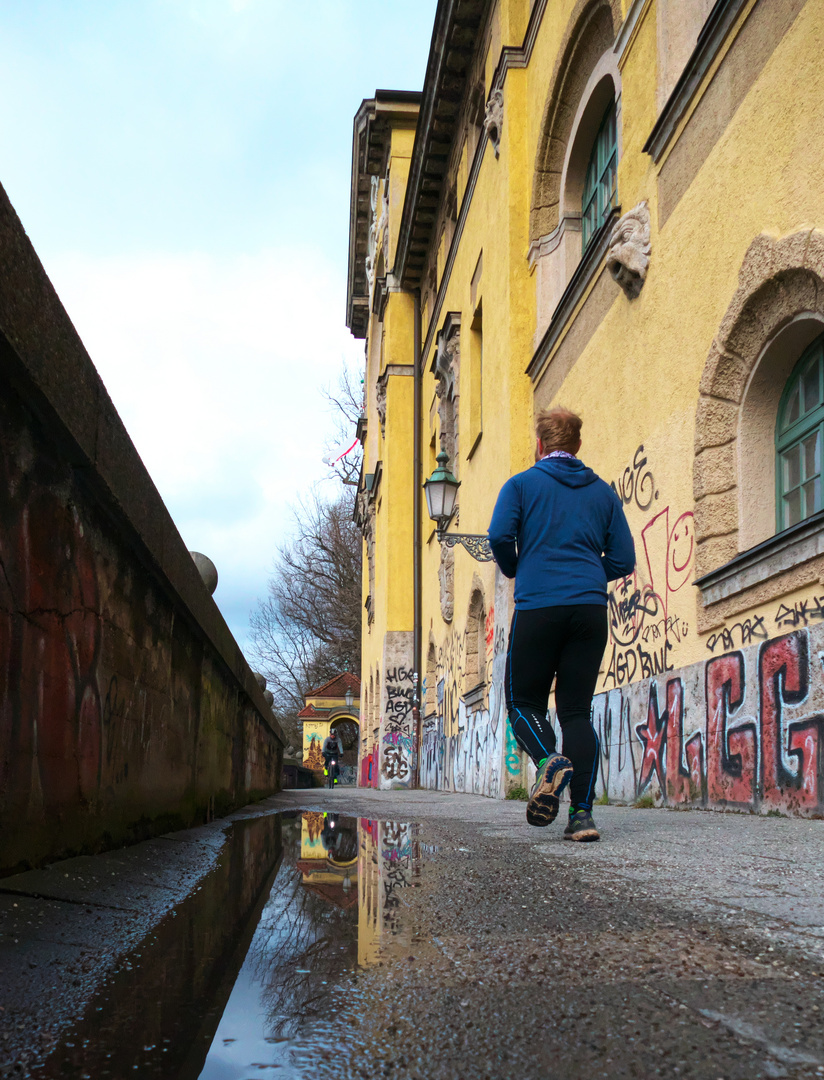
0,180,283,873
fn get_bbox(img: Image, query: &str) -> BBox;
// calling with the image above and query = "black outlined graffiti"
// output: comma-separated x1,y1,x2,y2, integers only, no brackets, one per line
610,445,658,512
775,597,824,628
381,665,415,784
705,616,768,653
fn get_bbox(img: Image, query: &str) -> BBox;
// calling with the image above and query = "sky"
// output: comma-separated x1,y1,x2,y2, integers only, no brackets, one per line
0,0,437,653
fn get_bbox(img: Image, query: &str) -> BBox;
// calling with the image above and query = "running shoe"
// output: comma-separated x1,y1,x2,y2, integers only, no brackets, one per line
525,754,573,826
563,809,600,842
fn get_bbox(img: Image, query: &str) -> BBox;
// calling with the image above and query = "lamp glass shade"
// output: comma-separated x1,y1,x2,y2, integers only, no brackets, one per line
345,688,354,710
424,452,460,525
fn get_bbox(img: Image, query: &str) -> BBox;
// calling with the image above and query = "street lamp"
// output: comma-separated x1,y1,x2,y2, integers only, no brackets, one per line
345,686,354,712
423,452,493,562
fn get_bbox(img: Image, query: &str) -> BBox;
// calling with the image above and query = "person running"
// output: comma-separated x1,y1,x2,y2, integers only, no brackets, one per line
488,407,635,841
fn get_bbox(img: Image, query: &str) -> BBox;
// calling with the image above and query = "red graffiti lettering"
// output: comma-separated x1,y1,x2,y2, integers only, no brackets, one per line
636,683,667,793
760,632,823,812
706,652,756,807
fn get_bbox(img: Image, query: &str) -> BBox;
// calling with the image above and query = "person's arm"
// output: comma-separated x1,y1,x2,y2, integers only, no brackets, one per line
602,496,636,581
488,477,521,579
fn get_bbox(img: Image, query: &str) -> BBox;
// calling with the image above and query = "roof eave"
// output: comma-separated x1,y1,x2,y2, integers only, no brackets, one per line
396,0,489,292
346,93,423,339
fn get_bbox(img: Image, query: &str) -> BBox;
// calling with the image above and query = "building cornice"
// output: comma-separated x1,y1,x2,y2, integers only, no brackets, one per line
395,0,490,292
346,91,421,339
410,0,643,367
643,0,750,162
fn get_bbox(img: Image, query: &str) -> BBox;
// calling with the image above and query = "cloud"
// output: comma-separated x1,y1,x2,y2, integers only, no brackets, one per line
47,245,362,651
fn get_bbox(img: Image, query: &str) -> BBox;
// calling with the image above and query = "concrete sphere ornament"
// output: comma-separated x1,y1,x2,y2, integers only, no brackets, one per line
189,551,218,595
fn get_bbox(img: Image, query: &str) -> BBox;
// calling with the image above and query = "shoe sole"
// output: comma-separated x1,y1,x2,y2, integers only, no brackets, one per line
526,757,573,827
563,828,600,842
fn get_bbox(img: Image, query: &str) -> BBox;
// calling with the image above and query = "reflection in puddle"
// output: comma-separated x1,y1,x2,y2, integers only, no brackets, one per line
199,814,419,1077
36,812,421,1079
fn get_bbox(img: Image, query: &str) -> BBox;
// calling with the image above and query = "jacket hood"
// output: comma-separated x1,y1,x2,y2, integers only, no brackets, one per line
534,457,598,488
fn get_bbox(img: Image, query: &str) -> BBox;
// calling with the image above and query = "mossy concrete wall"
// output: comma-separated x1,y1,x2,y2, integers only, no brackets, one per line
0,180,284,873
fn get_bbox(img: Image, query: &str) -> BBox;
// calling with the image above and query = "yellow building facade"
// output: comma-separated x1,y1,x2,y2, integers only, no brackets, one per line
348,0,824,814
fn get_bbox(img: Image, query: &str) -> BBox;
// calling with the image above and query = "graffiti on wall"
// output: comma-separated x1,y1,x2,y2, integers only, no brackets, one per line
774,596,824,629
703,592,824,655
360,744,379,788
420,603,505,797
584,625,824,815
381,665,415,785
0,446,104,820
304,737,324,772
604,447,694,689
705,617,768,653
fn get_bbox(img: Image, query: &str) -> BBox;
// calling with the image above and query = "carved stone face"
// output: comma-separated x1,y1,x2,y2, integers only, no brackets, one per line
606,203,651,299
608,256,644,299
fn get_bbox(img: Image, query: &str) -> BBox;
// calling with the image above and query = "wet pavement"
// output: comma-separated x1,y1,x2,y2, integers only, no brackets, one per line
3,789,824,1078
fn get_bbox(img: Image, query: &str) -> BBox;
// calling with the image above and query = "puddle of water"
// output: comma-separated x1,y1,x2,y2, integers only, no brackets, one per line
32,812,422,1079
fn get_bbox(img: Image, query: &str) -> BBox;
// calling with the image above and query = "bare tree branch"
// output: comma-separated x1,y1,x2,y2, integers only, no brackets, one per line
321,359,363,487
250,361,364,750
249,486,362,749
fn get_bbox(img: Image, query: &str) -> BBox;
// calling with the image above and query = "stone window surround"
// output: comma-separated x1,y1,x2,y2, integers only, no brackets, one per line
463,579,487,700
695,510,824,607
693,229,824,631
528,52,622,257
424,639,437,721
462,682,487,711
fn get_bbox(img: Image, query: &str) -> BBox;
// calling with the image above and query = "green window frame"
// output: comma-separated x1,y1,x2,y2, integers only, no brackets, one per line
776,332,824,532
581,100,618,251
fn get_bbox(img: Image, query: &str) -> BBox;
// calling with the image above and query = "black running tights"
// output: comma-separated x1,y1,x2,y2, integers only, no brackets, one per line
505,604,608,811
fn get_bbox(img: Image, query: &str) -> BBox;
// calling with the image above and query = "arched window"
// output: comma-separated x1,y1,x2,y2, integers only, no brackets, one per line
776,332,824,530
463,589,486,698
425,642,437,720
581,100,617,250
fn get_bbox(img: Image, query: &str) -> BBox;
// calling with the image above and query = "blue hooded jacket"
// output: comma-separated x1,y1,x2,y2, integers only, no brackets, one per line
488,456,636,608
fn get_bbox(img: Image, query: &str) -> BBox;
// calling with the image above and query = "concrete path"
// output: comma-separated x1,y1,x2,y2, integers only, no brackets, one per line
3,789,824,1079
279,789,824,1080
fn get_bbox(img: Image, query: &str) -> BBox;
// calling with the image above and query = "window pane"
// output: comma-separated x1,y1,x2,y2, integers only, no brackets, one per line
804,477,822,518
783,444,801,490
803,360,821,414
584,159,596,199
804,430,821,479
582,101,616,251
785,383,801,427
599,178,610,218
582,200,596,247
784,488,802,528
603,156,616,206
